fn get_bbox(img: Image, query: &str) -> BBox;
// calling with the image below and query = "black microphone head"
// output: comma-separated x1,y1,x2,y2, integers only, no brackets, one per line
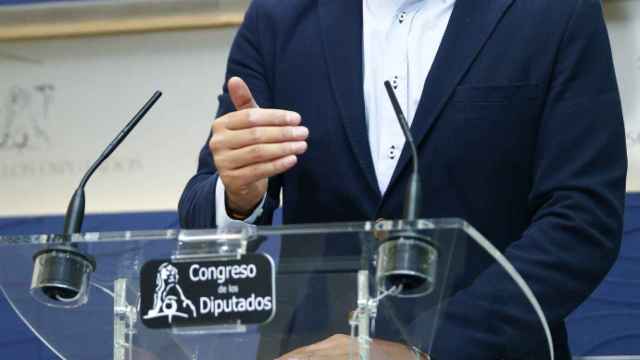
384,81,405,120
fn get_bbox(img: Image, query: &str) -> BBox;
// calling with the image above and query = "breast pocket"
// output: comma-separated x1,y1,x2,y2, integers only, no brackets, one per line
449,83,544,120
438,83,544,166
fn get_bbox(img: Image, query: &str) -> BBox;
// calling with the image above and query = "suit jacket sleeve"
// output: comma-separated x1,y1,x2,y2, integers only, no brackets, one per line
430,1,627,358
178,1,281,229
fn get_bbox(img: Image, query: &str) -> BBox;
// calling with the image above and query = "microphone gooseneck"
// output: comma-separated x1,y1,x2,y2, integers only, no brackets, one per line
383,80,421,221
375,81,437,298
63,91,163,235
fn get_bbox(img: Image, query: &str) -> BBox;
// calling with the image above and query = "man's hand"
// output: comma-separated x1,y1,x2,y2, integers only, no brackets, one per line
275,334,427,360
211,77,309,217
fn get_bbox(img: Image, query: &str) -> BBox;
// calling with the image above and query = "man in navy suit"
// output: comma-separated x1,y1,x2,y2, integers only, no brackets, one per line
179,0,627,358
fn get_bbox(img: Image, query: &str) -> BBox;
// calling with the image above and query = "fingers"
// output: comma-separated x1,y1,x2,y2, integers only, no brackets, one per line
221,155,298,187
277,335,354,360
228,76,258,110
212,77,308,213
216,141,307,169
220,108,301,131
302,335,353,352
276,335,411,360
214,126,309,150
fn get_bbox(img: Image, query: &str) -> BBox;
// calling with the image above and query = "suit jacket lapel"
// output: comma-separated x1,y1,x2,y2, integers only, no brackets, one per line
318,0,382,200
383,0,515,201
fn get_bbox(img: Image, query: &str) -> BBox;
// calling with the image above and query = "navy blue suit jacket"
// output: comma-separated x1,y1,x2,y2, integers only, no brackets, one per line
179,0,627,358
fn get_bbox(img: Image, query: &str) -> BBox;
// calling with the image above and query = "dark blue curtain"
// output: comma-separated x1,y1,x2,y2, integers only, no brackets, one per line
567,194,640,355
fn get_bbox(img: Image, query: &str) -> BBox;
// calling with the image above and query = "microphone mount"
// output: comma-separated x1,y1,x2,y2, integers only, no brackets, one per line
31,92,162,308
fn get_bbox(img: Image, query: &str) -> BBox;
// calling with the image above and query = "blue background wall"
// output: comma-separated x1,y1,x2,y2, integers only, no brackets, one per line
567,194,640,355
0,195,638,358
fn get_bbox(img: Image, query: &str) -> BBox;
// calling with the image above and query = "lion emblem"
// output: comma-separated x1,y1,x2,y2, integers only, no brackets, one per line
143,263,197,323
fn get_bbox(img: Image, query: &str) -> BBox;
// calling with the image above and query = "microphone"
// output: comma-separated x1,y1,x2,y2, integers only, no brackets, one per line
375,81,438,297
383,81,421,220
64,91,163,234
31,92,162,307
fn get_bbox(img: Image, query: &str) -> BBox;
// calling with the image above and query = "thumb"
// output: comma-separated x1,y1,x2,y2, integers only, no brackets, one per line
228,77,258,110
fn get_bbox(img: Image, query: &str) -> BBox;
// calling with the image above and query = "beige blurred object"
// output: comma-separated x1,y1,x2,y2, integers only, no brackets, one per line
0,0,249,41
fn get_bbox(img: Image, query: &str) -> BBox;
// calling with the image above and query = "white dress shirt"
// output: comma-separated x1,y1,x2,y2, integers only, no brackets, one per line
216,0,455,227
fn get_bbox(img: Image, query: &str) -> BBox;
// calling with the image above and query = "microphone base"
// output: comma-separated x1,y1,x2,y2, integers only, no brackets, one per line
375,231,438,297
31,245,96,308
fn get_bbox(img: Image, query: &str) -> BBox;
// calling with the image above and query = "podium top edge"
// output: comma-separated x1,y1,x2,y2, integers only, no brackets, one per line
0,218,477,246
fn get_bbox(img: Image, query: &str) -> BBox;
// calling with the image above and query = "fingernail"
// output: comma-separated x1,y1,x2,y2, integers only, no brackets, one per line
291,141,307,153
292,126,309,137
287,112,301,124
283,155,297,167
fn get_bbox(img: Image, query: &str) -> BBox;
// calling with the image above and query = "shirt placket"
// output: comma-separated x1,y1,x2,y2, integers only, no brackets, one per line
378,7,414,191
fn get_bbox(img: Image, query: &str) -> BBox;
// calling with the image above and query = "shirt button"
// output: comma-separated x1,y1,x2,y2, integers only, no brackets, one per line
399,12,407,24
388,145,397,159
391,75,399,90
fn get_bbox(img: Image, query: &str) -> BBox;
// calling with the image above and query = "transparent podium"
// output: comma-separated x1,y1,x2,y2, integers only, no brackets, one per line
0,219,553,360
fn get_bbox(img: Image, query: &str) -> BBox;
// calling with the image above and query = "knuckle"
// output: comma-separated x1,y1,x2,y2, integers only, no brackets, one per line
246,108,259,125
209,134,222,151
253,163,269,178
248,145,263,162
278,111,290,125
249,127,261,143
218,169,230,182
212,116,225,131
273,158,285,172
271,159,283,173
223,170,239,183
212,154,226,169
282,143,293,155
258,165,272,179
282,127,294,139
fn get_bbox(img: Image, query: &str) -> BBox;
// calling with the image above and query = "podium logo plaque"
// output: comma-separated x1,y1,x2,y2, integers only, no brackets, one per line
140,254,276,329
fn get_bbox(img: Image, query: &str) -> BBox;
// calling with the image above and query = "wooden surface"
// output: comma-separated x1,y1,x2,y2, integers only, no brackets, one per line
0,0,246,41
0,14,243,41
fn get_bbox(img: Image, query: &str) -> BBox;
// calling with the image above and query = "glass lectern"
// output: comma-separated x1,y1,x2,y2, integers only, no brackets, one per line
0,219,553,360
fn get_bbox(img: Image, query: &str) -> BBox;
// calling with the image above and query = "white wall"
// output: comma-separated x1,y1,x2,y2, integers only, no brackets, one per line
0,2,637,217
0,28,237,216
605,0,640,191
